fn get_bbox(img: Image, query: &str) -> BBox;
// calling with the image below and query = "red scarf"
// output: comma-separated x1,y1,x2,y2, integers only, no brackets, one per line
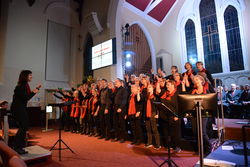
92,97,98,112
146,94,154,118
88,97,93,110
80,99,88,118
162,89,177,100
26,84,31,95
140,85,146,92
200,68,207,73
62,98,68,112
191,87,207,94
175,81,181,87
70,98,79,118
128,94,136,116
186,70,194,76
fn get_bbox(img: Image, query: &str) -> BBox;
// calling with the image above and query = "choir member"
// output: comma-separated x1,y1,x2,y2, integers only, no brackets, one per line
196,61,214,87
53,89,73,131
99,79,112,140
88,89,100,136
173,73,183,93
70,90,80,133
190,75,212,154
79,83,90,135
166,66,178,80
112,78,128,143
159,80,181,152
11,70,41,154
145,84,161,149
128,85,143,145
182,62,196,91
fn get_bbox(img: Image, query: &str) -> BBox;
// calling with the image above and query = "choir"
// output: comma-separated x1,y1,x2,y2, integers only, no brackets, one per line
53,61,217,154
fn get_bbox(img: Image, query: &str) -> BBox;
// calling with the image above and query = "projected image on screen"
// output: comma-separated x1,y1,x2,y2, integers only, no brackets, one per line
92,39,113,70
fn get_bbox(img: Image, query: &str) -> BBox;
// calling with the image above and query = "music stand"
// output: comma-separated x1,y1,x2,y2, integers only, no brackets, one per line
49,101,76,161
178,93,217,167
154,101,179,167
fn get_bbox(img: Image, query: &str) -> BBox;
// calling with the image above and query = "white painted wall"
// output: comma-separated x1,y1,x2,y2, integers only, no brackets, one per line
114,0,250,80
0,0,80,108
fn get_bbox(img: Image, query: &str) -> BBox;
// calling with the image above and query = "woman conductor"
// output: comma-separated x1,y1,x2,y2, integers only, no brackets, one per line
11,70,41,154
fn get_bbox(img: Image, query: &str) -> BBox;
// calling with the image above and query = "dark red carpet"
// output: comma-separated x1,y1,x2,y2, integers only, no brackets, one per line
27,128,199,167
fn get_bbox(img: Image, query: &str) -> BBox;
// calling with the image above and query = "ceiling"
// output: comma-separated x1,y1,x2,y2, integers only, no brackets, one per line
125,0,176,24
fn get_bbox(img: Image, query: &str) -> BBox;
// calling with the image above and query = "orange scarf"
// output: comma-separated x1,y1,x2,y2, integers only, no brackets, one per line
80,99,88,118
161,89,177,100
175,81,181,87
146,94,154,118
88,97,93,110
192,87,207,94
92,97,98,113
128,94,136,116
70,98,79,118
62,98,68,112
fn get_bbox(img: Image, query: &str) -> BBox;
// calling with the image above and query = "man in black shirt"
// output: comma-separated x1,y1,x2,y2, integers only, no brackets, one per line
99,79,112,140
112,78,128,143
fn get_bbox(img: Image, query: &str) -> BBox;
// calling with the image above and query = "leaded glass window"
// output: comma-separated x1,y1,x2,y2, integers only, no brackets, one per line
224,5,244,71
199,0,222,73
185,19,198,67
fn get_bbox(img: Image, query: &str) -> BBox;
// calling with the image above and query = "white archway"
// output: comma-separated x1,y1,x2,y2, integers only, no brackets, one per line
113,0,157,78
129,21,157,72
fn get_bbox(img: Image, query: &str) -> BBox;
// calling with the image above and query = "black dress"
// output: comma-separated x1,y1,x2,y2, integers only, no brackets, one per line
11,83,35,150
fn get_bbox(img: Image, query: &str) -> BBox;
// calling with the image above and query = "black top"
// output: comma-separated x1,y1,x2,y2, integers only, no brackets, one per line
127,94,143,115
100,87,112,109
11,83,35,115
114,86,128,112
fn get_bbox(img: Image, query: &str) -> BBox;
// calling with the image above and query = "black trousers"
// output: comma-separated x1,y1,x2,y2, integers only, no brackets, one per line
62,111,70,130
94,114,100,134
71,117,80,132
14,111,28,149
129,115,143,142
113,108,126,140
145,117,160,146
100,105,112,138
191,117,212,153
82,112,90,133
159,118,181,148
88,113,94,134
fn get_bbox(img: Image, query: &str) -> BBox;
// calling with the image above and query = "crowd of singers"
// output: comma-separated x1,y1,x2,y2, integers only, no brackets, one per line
54,61,216,154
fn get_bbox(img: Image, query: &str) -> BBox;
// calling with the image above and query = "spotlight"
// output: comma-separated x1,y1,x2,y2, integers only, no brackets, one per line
189,56,197,65
126,53,131,59
126,61,131,67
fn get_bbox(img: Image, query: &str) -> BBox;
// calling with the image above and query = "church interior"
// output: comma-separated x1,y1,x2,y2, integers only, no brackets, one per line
0,0,249,166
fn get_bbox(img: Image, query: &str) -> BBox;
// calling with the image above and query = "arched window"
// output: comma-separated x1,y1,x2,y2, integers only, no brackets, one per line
185,19,198,67
224,5,244,71
199,0,222,73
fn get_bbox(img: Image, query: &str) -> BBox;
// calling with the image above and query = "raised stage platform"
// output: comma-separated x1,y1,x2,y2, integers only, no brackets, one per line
20,145,52,165
220,119,250,141
196,140,250,167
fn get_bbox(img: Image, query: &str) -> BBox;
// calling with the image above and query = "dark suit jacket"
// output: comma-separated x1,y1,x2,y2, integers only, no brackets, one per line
226,90,242,103
100,87,112,110
114,86,128,112
240,90,250,102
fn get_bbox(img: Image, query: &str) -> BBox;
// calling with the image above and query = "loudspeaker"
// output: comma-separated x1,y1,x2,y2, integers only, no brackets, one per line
85,12,103,36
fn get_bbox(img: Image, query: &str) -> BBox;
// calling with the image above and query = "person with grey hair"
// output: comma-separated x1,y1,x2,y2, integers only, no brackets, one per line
217,86,229,117
226,83,243,118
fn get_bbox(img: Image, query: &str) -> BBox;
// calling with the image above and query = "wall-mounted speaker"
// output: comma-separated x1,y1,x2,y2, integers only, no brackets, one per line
85,12,103,36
